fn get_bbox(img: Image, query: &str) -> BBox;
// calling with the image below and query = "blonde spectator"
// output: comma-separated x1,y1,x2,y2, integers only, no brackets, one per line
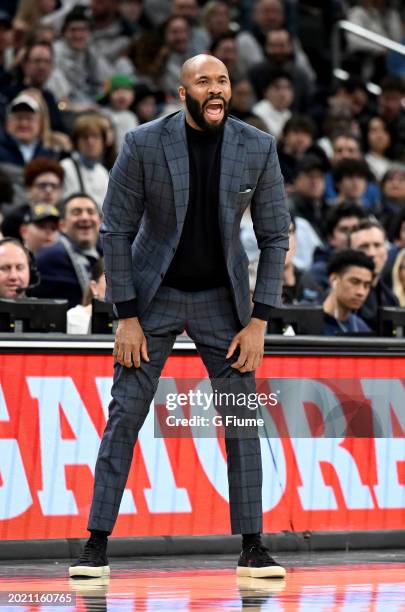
392,248,405,307
21,87,72,154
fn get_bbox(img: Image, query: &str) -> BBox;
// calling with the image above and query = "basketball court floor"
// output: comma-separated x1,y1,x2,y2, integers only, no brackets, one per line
0,550,404,610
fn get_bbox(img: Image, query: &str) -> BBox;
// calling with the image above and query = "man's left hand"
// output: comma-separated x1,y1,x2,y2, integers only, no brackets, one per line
226,317,267,372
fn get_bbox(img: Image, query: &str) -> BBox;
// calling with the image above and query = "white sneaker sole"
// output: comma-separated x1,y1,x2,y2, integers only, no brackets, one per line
69,565,110,578
236,565,286,578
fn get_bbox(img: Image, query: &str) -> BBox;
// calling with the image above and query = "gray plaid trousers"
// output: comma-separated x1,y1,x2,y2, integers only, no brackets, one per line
88,285,263,535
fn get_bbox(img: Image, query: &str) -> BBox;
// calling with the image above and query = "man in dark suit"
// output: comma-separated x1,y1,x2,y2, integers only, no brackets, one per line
70,55,290,579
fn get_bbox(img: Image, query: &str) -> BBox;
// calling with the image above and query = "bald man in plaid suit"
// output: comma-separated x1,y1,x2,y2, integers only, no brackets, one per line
70,55,290,579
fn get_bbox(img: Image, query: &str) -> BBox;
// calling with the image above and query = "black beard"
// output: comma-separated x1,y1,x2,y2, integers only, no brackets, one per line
185,91,229,132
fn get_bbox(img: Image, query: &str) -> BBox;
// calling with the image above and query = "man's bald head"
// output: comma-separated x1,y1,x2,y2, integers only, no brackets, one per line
179,54,231,131
180,54,229,87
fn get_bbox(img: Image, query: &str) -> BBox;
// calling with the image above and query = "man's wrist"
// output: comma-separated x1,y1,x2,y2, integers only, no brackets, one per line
250,317,267,329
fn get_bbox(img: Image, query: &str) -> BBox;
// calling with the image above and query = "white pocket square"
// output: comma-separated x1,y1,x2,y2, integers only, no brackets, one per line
239,188,252,193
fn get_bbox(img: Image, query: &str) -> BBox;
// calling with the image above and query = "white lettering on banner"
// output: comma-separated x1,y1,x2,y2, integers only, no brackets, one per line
373,440,405,509
189,380,229,501
291,439,374,510
28,377,104,516
95,377,136,514
260,438,287,512
0,440,32,520
0,383,32,520
361,379,405,437
96,377,191,514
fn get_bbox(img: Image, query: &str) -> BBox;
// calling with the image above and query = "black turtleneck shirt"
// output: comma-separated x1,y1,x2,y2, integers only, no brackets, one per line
162,122,228,290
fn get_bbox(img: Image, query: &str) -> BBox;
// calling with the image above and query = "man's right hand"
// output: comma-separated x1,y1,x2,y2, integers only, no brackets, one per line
113,317,150,368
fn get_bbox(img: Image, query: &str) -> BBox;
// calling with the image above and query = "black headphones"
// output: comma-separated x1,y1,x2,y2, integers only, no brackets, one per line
0,237,41,291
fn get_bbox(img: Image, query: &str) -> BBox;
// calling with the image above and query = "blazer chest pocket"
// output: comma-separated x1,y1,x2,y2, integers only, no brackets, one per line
236,186,255,209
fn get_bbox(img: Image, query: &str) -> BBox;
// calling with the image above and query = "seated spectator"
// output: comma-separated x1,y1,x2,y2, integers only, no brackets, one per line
248,28,313,112
323,77,373,131
89,0,133,73
377,76,405,163
332,158,372,206
236,0,314,84
31,193,101,308
323,249,374,335
22,87,72,156
288,155,329,270
171,0,210,55
67,258,106,334
392,248,405,307
282,217,304,304
380,164,405,233
53,5,112,110
210,32,245,82
229,78,256,122
349,220,399,332
277,115,317,188
19,203,60,254
24,157,64,206
0,93,55,174
364,116,393,181
289,155,328,238
0,238,32,298
201,1,232,47
161,15,193,99
127,32,169,93
316,106,359,160
132,84,163,125
61,114,109,210
1,41,64,132
99,74,138,150
252,69,294,139
324,132,380,212
310,202,367,292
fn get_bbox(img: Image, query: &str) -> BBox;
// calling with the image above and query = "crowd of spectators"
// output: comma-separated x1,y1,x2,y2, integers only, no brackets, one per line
0,0,404,336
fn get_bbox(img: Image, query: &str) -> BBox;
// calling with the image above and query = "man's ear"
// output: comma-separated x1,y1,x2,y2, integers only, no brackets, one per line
178,85,186,102
330,273,338,289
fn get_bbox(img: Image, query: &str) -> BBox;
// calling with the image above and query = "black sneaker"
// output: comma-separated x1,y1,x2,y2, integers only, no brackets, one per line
69,537,110,578
236,544,286,578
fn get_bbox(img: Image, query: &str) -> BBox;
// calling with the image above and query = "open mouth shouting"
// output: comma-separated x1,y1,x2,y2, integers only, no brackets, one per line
204,98,224,121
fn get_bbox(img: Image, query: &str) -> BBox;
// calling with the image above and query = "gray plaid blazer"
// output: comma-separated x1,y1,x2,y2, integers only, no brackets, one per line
101,110,290,326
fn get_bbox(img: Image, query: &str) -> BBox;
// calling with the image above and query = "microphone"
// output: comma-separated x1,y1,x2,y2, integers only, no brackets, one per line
15,278,41,295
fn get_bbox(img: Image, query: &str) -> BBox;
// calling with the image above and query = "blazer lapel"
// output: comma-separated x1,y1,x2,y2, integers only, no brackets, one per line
219,119,246,258
162,111,189,235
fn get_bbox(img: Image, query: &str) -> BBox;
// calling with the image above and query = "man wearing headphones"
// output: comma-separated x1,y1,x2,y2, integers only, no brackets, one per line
0,238,37,298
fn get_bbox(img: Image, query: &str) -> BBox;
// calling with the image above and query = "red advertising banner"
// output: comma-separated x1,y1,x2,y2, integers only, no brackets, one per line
0,352,405,540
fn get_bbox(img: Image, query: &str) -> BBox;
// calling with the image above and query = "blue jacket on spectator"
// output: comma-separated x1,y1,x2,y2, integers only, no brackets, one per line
324,171,380,213
30,239,100,308
0,130,55,167
323,311,371,335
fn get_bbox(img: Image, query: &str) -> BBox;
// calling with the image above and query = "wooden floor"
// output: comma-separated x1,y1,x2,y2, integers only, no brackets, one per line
0,550,404,610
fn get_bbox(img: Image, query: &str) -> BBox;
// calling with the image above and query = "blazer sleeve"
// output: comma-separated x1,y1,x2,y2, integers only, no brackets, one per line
250,135,290,308
101,131,145,304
